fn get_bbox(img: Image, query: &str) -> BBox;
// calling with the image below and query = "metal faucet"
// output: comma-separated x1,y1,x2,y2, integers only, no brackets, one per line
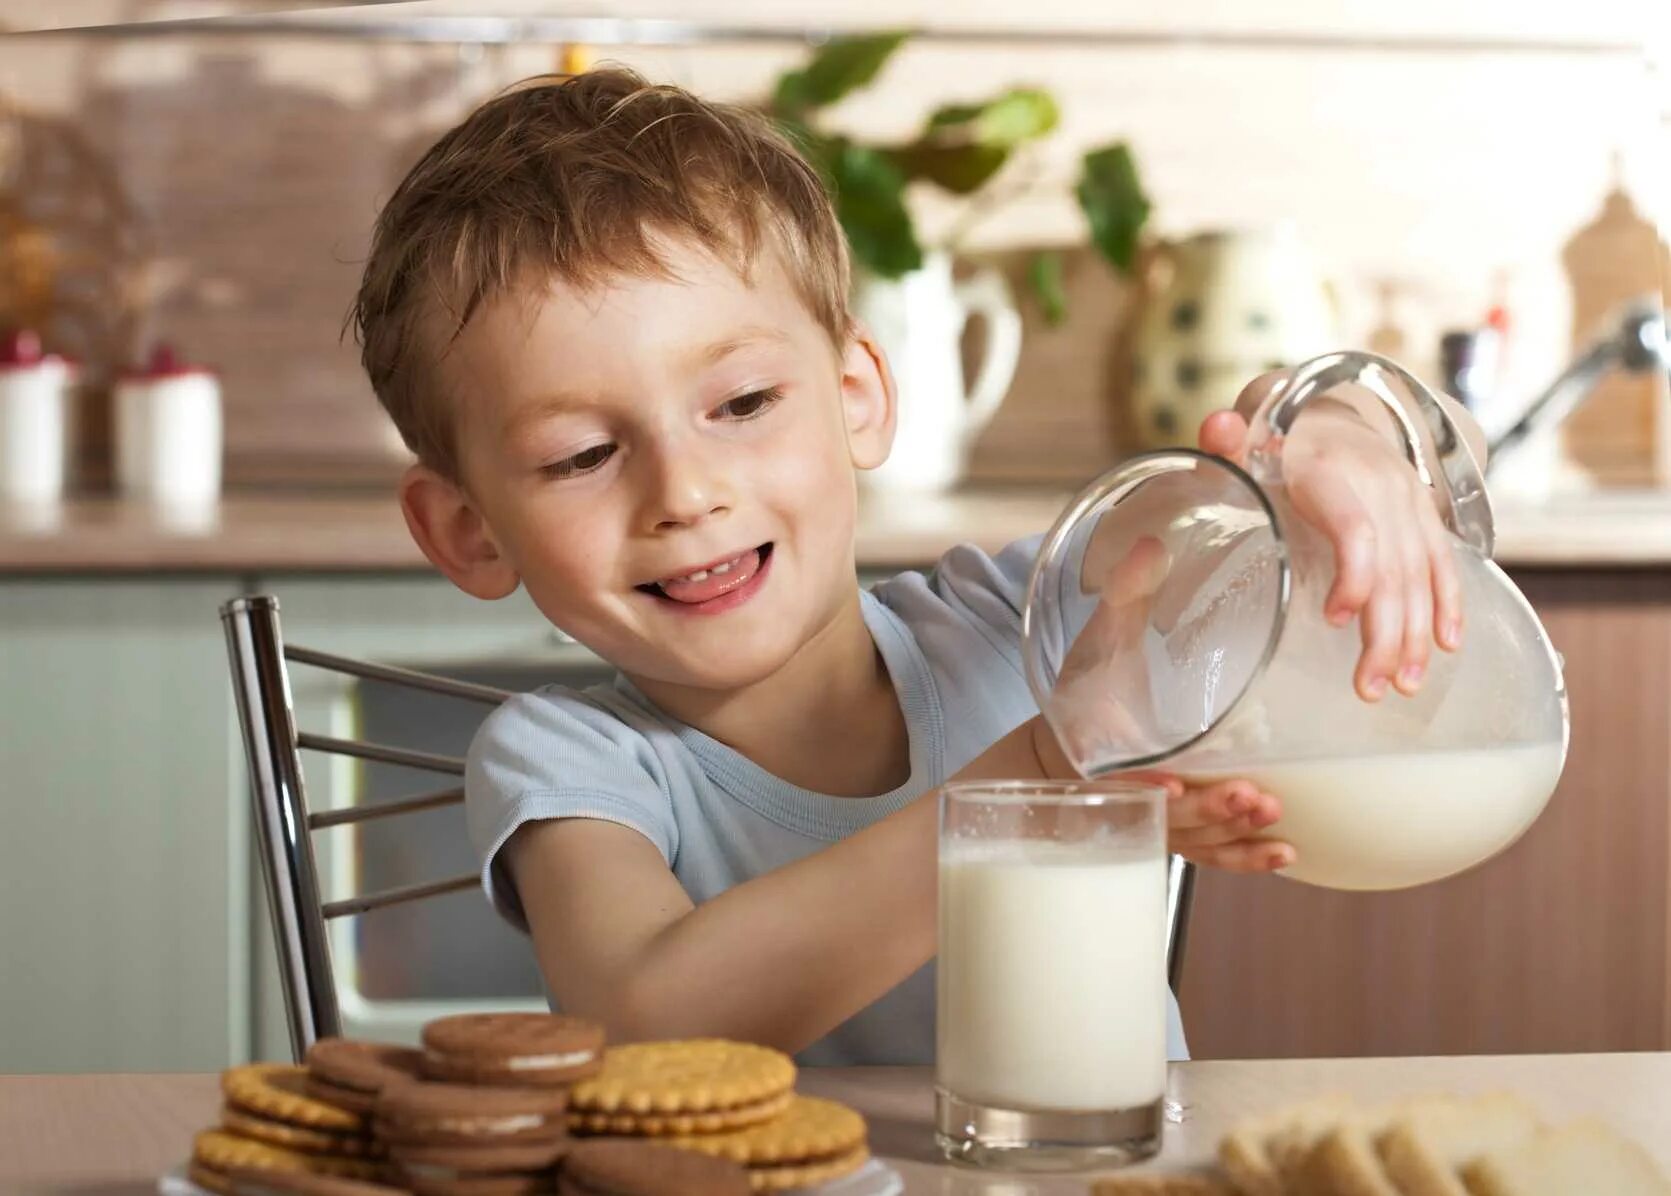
1486,300,1671,474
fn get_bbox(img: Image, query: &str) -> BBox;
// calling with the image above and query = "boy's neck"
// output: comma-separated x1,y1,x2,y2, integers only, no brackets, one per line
628,591,911,798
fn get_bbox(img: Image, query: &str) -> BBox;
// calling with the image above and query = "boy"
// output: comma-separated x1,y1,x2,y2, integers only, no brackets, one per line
351,69,1482,1065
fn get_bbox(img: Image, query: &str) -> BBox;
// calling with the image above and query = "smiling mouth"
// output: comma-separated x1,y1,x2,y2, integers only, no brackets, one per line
637,543,773,606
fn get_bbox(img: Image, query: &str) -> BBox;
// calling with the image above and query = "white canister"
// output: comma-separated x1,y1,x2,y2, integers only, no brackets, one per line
0,329,74,506
116,345,222,511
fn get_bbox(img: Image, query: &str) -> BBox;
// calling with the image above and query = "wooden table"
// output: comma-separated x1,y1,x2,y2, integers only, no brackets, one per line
4,1055,1668,1193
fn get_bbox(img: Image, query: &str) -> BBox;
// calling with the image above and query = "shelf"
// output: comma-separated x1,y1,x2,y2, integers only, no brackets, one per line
16,11,1653,58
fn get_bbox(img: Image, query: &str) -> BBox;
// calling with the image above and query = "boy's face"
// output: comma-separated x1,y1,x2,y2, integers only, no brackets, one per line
409,236,894,693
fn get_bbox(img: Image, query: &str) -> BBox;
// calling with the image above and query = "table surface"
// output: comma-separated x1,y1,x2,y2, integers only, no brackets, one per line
4,1054,1669,1194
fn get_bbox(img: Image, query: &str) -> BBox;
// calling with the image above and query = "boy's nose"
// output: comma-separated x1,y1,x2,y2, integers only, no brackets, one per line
645,445,732,530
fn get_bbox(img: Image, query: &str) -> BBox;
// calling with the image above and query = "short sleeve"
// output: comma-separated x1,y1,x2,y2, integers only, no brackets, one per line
465,687,680,931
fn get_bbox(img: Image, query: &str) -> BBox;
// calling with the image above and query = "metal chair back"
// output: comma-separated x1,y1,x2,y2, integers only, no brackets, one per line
221,595,509,1059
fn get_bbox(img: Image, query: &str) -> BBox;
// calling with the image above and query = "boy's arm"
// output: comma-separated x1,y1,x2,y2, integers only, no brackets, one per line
503,716,1058,1055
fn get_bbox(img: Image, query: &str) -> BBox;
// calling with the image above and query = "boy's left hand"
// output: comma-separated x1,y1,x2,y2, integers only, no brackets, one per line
1150,771,1292,873
1198,377,1465,702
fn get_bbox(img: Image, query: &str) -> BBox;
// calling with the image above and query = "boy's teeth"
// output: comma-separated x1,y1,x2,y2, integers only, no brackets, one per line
675,558,736,584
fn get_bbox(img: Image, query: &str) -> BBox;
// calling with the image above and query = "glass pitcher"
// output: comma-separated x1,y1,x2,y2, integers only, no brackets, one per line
1022,351,1569,891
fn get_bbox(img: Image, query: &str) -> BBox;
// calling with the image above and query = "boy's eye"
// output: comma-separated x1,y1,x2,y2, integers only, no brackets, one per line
544,443,616,479
713,387,784,421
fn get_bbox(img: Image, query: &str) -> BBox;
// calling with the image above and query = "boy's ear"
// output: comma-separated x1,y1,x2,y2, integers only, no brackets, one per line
840,321,897,471
400,464,521,600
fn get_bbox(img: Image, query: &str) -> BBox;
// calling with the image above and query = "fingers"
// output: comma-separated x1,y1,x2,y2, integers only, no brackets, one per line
1167,779,1280,835
1231,369,1291,424
1197,410,1249,462
1422,500,1464,652
1395,510,1433,696
1179,839,1295,873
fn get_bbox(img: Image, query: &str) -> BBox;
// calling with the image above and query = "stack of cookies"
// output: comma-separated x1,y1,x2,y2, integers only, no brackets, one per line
189,1062,393,1193
182,1015,871,1196
564,1040,869,1191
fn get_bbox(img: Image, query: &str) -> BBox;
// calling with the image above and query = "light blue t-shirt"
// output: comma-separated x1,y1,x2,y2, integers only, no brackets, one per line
466,537,1189,1066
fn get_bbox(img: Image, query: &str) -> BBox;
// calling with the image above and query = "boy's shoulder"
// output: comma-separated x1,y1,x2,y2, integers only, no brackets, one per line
468,679,675,779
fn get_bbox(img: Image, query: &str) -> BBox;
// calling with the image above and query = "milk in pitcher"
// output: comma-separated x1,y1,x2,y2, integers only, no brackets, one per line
1187,740,1564,890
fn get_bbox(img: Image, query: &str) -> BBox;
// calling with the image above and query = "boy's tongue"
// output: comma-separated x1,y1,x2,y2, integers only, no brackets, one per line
658,549,760,605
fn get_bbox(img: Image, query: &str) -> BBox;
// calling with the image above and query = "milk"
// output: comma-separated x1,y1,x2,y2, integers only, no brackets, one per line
1186,741,1564,890
937,843,1167,1112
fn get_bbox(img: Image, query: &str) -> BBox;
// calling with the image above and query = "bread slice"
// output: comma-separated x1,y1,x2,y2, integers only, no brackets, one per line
1220,1096,1354,1196
1378,1093,1542,1196
1295,1122,1403,1196
1091,1173,1237,1195
1462,1120,1671,1196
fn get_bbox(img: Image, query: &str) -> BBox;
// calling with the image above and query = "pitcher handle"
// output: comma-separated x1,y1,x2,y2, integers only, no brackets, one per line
1258,350,1496,557
952,266,1024,443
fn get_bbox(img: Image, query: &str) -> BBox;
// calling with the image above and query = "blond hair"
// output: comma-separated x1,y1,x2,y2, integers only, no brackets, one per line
350,67,851,479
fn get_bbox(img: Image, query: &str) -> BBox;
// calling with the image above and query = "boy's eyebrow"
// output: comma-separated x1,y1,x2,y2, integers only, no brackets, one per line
502,326,793,437
689,325,792,366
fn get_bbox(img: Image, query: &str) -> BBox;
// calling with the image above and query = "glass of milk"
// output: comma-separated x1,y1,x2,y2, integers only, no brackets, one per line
936,778,1169,1170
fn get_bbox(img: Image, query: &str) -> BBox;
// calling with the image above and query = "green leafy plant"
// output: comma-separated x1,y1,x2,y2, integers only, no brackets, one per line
767,30,1151,323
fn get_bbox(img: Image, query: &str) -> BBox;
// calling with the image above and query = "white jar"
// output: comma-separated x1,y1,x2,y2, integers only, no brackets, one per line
0,330,73,506
115,345,222,512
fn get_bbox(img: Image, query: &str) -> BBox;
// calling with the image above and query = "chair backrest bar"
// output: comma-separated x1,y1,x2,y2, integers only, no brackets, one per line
221,595,343,1053
285,645,512,705
1167,854,1197,995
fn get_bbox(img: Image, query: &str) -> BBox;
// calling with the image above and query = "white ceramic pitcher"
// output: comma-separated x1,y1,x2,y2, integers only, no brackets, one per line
853,251,1023,492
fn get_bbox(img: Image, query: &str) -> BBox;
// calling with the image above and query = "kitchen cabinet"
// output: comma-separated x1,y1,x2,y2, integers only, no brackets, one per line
4,549,1668,1071
0,578,247,1072
1178,568,1671,1058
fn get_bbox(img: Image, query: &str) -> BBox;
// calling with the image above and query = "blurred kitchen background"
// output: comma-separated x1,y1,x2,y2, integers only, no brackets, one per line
3,1,1670,1076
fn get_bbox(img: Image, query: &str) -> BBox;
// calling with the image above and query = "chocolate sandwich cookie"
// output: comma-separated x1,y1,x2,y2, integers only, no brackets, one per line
378,1080,568,1196
306,1039,426,1115
557,1138,749,1196
224,1170,412,1196
420,1014,604,1087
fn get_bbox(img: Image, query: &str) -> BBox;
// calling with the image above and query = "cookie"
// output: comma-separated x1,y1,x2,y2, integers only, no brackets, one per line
669,1095,864,1167
378,1081,570,1148
307,1039,425,1106
741,1147,869,1193
568,1091,792,1137
567,1041,795,1118
421,1014,605,1086
307,1077,383,1117
224,1064,369,1135
399,1172,555,1196
192,1129,386,1183
224,1170,412,1196
390,1138,567,1170
221,1106,381,1157
558,1138,749,1196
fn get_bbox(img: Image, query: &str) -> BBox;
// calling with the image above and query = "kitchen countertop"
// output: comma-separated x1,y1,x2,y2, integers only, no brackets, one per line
4,1055,1669,1190
4,486,1671,573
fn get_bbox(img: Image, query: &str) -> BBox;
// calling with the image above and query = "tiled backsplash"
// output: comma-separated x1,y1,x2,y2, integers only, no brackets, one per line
1,9,1665,487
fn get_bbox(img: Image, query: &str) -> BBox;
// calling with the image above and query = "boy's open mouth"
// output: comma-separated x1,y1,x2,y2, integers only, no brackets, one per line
637,543,773,608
